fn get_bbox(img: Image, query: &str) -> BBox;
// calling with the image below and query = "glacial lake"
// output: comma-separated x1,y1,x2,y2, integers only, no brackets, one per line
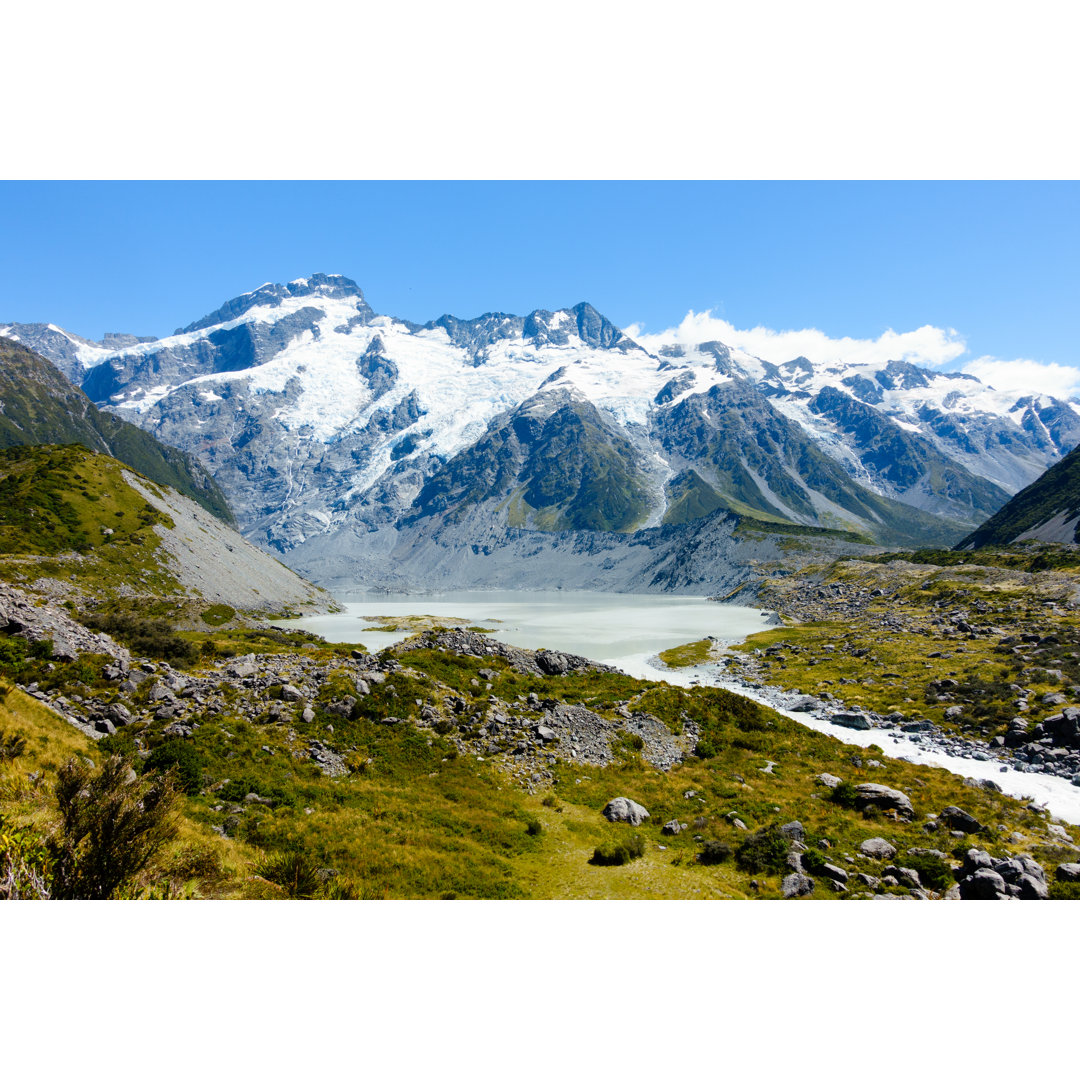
288,590,772,680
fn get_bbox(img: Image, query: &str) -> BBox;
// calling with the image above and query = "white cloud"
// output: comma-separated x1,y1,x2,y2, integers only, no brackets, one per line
962,356,1080,400
624,310,968,370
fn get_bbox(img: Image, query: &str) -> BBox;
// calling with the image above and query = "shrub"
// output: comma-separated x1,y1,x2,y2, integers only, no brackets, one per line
255,847,322,899
831,781,859,808
82,613,198,667
144,740,204,795
801,847,828,875
900,852,952,891
698,840,732,865
735,825,790,875
694,739,718,760
50,755,181,899
1049,881,1080,901
200,605,236,627
590,833,646,866
0,814,53,899
525,818,543,837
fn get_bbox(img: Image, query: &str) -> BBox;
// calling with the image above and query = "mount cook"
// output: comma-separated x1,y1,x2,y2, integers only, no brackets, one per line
5,274,1079,593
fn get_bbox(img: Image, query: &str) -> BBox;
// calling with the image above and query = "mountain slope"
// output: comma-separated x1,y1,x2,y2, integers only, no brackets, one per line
0,443,334,614
0,338,234,524
11,274,1080,588
957,444,1080,548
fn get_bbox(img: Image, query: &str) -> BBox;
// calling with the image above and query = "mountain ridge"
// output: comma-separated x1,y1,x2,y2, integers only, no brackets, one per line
8,274,1080,589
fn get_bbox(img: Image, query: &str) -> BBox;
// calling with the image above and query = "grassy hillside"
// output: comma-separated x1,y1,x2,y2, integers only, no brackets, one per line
958,444,1080,549
0,443,182,595
3,619,1075,899
0,338,233,524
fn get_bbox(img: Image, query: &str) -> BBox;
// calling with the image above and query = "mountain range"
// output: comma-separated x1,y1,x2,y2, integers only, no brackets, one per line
6,273,1080,591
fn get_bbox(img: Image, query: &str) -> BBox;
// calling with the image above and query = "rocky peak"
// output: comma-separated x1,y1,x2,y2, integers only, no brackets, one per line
177,274,373,334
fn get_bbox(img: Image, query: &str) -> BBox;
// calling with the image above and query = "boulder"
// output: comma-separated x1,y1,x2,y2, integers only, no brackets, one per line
1055,863,1080,882
536,651,570,676
816,773,843,789
779,820,806,843
993,855,1048,899
939,806,982,833
661,819,684,836
280,683,304,702
781,873,815,899
854,784,914,819
959,868,1010,900
820,862,849,884
602,797,650,826
831,712,873,730
859,837,897,860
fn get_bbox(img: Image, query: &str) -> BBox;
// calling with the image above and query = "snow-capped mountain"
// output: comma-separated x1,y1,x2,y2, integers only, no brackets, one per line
7,274,1080,590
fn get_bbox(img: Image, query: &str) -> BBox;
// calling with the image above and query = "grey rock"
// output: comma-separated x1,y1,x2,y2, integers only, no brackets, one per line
820,862,849,884
959,868,1010,900
859,837,897,860
602,797,650,826
854,783,914,819
779,820,805,843
831,712,873,730
536,650,570,676
816,773,843,789
661,819,684,836
962,848,994,876
1054,862,1080,882
781,873,815,899
939,805,982,833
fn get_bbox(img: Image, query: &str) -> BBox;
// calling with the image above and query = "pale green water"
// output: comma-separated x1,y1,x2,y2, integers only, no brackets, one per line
288,590,771,675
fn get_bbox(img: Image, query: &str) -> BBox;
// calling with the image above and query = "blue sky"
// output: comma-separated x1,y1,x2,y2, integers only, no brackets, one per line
2,181,1078,394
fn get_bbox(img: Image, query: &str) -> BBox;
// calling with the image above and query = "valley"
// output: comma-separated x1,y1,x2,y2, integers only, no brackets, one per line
5,276,1080,901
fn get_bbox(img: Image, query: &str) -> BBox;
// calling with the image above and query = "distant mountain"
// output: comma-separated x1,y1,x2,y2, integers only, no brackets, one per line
0,338,233,524
957,444,1080,548
9,273,1080,589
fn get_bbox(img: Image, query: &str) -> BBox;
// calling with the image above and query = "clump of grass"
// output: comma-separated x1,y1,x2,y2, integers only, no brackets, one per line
590,833,646,866
254,847,322,899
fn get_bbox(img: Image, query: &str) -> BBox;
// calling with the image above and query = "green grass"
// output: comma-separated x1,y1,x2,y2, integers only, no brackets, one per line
0,444,183,596
3,596,1076,898
658,639,716,668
